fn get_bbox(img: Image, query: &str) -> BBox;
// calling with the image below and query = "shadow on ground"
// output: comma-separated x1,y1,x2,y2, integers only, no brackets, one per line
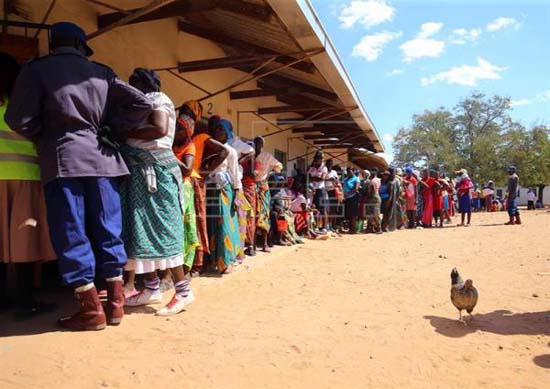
533,354,550,369
424,310,550,338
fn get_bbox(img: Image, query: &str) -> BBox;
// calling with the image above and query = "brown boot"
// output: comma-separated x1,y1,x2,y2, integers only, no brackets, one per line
504,216,515,225
58,286,106,331
515,214,522,225
105,280,124,325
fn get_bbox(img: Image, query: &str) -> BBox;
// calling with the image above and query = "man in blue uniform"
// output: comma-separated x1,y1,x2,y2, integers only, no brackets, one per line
5,22,153,330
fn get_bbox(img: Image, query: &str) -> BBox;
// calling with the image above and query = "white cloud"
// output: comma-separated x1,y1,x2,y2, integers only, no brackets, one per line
511,90,550,107
417,22,444,38
449,28,482,45
486,17,520,32
421,57,507,87
352,31,402,61
510,99,531,107
383,133,394,142
387,68,404,76
339,0,395,29
400,22,445,62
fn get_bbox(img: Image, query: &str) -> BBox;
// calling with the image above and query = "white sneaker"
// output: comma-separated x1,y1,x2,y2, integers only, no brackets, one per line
155,291,195,316
125,288,163,307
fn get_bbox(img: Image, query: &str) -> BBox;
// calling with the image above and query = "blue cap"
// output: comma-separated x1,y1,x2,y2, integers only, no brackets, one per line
51,22,93,56
404,166,413,174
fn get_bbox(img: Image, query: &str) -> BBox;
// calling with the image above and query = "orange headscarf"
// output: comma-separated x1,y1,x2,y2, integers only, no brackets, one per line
182,100,203,122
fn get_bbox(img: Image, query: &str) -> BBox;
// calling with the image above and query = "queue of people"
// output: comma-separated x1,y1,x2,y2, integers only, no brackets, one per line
1,22,291,330
0,22,530,332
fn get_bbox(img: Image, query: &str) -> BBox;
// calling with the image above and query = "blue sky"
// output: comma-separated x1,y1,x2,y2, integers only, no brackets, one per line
309,0,550,157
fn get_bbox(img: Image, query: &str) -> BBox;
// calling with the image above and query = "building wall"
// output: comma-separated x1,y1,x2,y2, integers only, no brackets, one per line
4,1,327,175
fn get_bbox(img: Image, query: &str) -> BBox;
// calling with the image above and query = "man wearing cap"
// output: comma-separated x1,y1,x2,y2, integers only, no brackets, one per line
5,22,153,330
505,166,521,225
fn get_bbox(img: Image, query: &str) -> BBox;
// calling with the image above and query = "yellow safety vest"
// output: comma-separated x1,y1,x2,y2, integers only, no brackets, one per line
0,99,41,180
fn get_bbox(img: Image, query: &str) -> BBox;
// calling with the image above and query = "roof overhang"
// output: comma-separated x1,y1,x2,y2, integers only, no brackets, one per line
266,0,383,153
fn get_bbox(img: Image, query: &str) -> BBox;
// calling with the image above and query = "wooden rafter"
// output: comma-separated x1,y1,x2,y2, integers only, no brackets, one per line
303,134,341,140
88,0,178,40
230,88,286,100
197,48,324,102
97,0,272,28
258,106,338,115
85,0,131,14
258,75,338,101
177,50,317,73
178,20,315,73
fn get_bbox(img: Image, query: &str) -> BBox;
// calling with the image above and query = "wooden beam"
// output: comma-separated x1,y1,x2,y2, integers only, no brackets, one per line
178,54,277,73
197,48,323,102
230,88,282,100
291,127,323,133
88,0,178,40
97,0,216,29
86,0,130,13
178,20,315,73
303,134,341,140
216,0,272,22
258,106,332,115
259,75,338,101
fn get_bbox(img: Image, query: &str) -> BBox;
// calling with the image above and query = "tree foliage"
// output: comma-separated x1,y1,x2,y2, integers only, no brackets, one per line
393,92,550,188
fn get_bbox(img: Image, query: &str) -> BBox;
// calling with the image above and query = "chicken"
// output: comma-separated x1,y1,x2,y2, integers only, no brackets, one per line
450,268,478,322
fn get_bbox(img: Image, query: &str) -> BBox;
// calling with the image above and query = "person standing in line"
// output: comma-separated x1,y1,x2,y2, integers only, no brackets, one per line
209,117,254,264
419,169,436,228
0,52,57,319
505,165,521,225
526,188,536,210
455,169,473,227
361,170,382,234
343,167,360,234
432,171,446,228
188,115,228,275
483,180,495,212
324,159,339,232
5,22,153,330
254,136,283,252
402,167,417,229
307,151,328,232
120,68,194,315
207,119,242,274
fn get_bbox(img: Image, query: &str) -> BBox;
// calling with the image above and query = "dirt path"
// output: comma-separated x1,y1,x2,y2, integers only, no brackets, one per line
1,211,549,388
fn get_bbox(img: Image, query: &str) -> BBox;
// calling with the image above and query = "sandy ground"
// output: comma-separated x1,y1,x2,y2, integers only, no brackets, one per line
1,210,549,388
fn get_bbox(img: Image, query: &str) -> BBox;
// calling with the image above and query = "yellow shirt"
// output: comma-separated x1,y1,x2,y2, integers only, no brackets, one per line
0,100,41,181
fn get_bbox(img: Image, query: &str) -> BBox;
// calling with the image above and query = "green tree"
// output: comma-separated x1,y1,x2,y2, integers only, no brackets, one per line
505,125,550,202
392,108,460,172
454,93,513,184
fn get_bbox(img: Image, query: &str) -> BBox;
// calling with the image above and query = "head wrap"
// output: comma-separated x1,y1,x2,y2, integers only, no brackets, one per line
395,167,403,176
180,100,203,122
363,170,371,178
404,166,413,174
176,116,195,138
217,119,234,141
129,68,160,93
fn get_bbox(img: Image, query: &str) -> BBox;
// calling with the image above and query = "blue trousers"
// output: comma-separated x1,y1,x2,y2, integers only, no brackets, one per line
44,177,127,287
507,198,520,217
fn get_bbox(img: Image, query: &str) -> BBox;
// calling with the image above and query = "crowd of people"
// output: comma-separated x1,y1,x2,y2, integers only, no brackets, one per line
0,22,530,331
